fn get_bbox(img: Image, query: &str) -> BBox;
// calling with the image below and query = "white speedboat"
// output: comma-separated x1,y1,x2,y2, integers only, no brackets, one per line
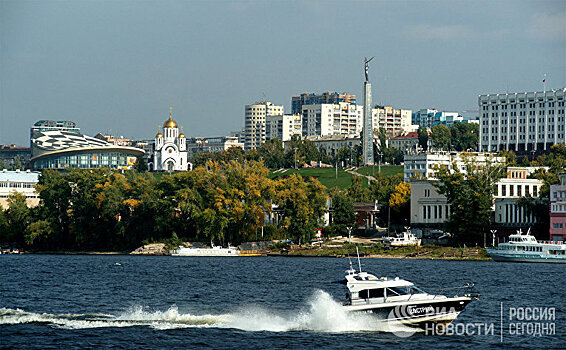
383,230,421,247
171,244,240,257
486,229,566,264
336,256,479,329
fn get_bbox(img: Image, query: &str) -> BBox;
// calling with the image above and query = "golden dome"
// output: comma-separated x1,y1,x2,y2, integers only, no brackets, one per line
179,133,186,138
163,115,178,129
156,132,163,138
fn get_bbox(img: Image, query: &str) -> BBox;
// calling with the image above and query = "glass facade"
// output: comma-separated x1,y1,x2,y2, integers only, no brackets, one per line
32,150,140,170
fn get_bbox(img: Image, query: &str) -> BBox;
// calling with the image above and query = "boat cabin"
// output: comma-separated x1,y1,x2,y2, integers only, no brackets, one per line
508,234,537,244
343,271,427,305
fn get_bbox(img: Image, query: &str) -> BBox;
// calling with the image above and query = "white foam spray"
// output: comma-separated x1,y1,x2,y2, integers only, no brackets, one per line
0,290,419,334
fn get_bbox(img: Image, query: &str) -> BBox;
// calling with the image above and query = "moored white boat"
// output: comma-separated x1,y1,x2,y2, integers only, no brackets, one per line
383,230,421,247
171,244,240,257
486,229,566,263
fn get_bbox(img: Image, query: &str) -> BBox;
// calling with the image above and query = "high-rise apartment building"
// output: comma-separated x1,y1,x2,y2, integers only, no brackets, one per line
412,109,462,128
292,91,356,114
301,102,363,137
266,114,302,142
244,102,284,151
478,87,566,153
372,106,412,137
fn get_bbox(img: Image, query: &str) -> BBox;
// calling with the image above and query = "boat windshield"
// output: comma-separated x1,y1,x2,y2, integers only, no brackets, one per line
387,286,425,296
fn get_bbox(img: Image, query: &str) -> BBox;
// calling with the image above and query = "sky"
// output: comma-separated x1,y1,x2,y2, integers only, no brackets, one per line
1,0,565,146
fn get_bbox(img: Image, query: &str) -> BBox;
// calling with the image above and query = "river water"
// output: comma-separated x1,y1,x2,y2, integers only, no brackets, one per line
1,255,564,349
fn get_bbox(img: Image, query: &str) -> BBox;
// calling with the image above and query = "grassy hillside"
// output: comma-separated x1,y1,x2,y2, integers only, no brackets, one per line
355,165,403,178
270,167,353,189
269,165,403,190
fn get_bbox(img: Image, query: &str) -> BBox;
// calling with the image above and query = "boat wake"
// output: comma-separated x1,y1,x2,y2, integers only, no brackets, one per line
0,290,419,334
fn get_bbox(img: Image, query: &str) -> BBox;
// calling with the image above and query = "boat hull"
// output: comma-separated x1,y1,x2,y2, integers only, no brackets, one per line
171,248,240,257
345,297,473,329
486,250,566,264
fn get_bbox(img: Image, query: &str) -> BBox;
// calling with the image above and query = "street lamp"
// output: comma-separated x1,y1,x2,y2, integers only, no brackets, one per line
347,226,353,244
490,229,497,247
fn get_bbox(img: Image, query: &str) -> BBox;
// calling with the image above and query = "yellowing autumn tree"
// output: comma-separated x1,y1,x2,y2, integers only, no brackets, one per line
389,182,411,224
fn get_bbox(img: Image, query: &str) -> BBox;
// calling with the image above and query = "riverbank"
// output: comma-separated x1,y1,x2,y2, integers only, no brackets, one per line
13,242,492,261
269,244,491,261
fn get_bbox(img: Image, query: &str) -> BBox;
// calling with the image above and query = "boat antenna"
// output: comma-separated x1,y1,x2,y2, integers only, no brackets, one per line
356,246,362,273
526,227,531,235
346,252,355,275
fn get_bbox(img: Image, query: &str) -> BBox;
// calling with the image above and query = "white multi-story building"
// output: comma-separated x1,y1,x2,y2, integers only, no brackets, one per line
187,136,244,159
301,102,363,137
410,180,451,228
372,106,412,137
403,151,505,182
478,87,566,153
410,167,544,232
151,109,190,171
266,114,302,142
244,102,284,151
550,173,566,242
0,169,40,208
493,167,543,226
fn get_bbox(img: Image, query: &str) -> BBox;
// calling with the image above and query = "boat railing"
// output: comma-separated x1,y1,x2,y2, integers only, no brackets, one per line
431,283,479,299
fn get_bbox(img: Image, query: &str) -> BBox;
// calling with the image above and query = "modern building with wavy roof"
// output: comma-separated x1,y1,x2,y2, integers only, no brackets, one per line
30,130,144,170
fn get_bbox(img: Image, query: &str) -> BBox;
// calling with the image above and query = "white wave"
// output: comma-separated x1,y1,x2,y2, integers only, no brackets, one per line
0,291,419,334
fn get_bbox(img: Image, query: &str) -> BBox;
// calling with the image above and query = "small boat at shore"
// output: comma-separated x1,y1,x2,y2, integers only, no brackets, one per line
486,229,566,264
335,252,479,329
382,230,421,247
171,244,240,257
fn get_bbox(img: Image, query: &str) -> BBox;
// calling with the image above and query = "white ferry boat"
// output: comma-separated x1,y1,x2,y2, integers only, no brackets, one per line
486,229,566,264
170,244,240,257
336,253,479,329
383,230,421,247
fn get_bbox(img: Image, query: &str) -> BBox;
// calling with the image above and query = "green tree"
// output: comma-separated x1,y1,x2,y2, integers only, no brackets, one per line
11,156,22,170
0,204,7,239
450,122,479,152
135,156,147,172
417,126,428,151
25,220,55,247
332,192,356,236
517,195,549,240
4,192,30,245
431,124,451,150
432,155,505,245
345,176,371,202
284,135,320,168
335,147,351,166
498,150,517,167
258,138,285,169
35,170,73,249
275,174,327,244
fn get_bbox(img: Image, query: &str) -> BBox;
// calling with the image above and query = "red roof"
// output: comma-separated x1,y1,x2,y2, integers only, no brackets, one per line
392,132,418,140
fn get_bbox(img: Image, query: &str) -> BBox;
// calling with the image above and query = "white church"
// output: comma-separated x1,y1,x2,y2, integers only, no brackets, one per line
151,108,192,171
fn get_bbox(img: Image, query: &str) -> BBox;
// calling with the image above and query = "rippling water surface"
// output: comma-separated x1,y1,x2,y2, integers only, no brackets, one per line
1,255,564,349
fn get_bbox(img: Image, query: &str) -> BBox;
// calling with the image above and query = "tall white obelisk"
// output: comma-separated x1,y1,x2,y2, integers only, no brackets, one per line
362,57,375,166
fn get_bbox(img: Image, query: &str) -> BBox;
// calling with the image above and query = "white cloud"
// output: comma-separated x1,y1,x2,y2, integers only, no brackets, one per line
527,12,566,41
406,24,475,41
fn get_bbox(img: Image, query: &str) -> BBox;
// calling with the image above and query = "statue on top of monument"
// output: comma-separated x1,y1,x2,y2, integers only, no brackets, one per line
364,56,374,82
